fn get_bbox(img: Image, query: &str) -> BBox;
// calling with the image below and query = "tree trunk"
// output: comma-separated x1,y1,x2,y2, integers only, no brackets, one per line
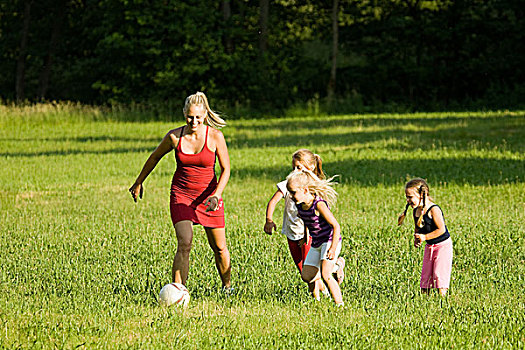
222,0,233,54
16,0,33,102
327,0,339,103
38,1,66,100
258,0,269,54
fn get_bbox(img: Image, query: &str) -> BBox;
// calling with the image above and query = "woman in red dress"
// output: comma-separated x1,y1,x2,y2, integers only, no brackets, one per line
129,92,231,291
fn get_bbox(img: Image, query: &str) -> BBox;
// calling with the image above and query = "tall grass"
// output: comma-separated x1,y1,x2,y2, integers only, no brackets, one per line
1,104,524,348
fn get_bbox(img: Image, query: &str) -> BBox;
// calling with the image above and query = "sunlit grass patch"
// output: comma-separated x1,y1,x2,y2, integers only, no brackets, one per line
1,105,524,348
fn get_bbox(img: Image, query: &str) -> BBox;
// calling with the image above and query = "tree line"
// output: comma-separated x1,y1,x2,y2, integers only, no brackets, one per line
1,0,524,113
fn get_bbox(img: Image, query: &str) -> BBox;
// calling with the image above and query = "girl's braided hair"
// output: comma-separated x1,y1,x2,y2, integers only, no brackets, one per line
398,178,431,227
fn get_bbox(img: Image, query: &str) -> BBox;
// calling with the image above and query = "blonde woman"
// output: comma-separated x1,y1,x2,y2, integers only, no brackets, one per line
129,92,232,292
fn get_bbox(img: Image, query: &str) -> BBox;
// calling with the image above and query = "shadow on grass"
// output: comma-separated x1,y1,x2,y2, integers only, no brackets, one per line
0,146,157,158
2,113,523,187
228,114,525,152
1,135,162,143
228,157,524,186
2,113,523,156
231,113,523,131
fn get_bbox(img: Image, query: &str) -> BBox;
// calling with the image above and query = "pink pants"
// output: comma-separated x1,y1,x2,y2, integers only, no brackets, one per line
420,238,453,289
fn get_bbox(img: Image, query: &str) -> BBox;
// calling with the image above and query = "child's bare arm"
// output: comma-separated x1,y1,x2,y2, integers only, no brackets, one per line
264,190,284,234
415,206,446,242
317,201,340,259
298,227,308,246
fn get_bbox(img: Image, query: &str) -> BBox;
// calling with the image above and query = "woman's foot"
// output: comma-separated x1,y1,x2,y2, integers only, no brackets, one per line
222,286,236,297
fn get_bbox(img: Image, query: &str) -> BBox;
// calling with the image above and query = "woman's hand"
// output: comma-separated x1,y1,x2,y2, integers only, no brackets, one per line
264,219,277,235
204,195,221,212
129,183,143,202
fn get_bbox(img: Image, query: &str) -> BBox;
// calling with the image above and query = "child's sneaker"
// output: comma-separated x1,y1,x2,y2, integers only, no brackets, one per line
334,257,345,284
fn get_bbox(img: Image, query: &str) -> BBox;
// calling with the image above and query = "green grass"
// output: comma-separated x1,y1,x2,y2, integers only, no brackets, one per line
1,104,524,348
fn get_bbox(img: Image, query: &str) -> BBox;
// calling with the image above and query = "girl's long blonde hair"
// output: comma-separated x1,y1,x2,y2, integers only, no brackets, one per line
183,91,226,129
292,149,326,179
286,169,338,208
397,178,432,227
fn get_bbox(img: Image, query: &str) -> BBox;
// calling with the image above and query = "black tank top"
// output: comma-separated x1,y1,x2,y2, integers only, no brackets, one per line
414,204,450,245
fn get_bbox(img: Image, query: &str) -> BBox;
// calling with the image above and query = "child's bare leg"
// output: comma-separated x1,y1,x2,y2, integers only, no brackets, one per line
438,288,448,296
302,265,321,299
308,281,319,300
307,272,323,300
321,260,343,304
316,278,332,299
332,257,345,284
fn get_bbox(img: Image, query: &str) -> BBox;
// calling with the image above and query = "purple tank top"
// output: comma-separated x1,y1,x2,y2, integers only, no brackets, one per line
296,196,334,248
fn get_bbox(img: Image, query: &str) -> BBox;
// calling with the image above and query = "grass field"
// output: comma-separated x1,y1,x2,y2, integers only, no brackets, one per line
1,104,524,349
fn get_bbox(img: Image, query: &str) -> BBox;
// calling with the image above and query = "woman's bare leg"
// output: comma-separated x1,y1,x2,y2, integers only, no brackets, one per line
204,227,231,288
172,220,194,284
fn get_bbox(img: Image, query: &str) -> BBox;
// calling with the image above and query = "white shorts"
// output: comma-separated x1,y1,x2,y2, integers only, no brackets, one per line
304,240,342,269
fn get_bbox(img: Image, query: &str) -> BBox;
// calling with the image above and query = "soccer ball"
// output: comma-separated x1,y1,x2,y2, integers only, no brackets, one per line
158,283,190,307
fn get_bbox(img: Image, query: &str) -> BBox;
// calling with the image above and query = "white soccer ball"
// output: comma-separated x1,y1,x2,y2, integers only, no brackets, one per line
158,283,190,307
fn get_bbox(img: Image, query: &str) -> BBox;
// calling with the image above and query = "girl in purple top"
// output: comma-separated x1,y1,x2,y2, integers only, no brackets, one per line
286,170,344,306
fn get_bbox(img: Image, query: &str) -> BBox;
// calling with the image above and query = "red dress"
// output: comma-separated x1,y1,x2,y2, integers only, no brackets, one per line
170,126,225,228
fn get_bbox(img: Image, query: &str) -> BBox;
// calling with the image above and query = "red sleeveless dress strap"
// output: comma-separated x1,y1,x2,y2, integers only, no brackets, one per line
170,125,225,228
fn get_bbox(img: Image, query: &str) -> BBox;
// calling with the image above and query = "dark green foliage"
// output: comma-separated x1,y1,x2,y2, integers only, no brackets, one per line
0,0,523,111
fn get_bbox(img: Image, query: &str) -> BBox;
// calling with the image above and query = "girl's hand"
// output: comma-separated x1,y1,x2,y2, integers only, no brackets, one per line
297,237,306,247
415,233,426,242
264,219,277,235
414,233,424,248
205,195,221,212
326,248,336,260
129,183,143,202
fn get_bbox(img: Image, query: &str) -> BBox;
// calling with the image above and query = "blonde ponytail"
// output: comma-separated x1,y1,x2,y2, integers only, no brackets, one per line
183,91,226,129
292,149,326,179
313,153,326,180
